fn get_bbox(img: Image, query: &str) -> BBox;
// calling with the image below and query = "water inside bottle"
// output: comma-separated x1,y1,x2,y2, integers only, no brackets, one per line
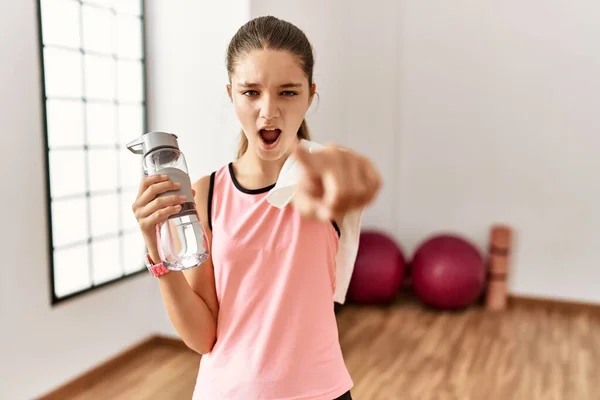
159,212,209,271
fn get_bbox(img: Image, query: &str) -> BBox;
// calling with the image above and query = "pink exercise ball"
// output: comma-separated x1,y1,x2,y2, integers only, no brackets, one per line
411,234,485,310
347,231,405,304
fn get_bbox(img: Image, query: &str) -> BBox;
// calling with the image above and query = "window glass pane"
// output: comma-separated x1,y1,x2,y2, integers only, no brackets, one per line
49,149,87,198
86,101,117,145
51,197,89,248
114,0,141,16
120,147,143,189
82,0,114,9
123,231,145,274
81,5,115,55
40,0,81,48
47,99,85,148
116,15,142,59
121,189,139,231
41,0,146,302
118,104,144,189
118,103,143,141
88,149,118,192
90,193,119,238
84,54,116,100
92,238,122,284
53,245,91,297
117,60,143,103
43,48,82,98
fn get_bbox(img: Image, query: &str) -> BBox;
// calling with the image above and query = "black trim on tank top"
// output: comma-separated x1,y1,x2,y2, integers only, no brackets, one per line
332,220,340,237
228,162,276,194
228,163,340,238
207,171,216,231
333,390,352,400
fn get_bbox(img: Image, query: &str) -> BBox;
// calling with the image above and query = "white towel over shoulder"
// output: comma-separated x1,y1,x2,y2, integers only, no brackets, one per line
266,140,363,304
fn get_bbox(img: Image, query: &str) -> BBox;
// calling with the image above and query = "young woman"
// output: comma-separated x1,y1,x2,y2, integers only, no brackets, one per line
133,16,381,400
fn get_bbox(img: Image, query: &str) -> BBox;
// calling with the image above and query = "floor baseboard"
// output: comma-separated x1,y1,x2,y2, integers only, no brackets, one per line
153,334,190,350
509,294,600,315
36,334,187,400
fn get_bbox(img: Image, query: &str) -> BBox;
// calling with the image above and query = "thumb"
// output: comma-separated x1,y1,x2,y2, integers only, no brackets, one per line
294,145,318,175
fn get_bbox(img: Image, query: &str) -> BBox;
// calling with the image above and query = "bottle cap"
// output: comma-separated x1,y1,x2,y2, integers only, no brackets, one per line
126,131,180,156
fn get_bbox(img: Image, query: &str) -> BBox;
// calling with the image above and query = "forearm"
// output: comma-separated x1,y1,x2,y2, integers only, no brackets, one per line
157,271,217,354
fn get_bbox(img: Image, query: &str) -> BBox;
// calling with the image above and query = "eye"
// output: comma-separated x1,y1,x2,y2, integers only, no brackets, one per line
281,91,298,97
242,90,259,97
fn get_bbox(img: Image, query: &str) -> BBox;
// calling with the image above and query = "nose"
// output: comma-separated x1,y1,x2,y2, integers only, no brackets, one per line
258,94,280,120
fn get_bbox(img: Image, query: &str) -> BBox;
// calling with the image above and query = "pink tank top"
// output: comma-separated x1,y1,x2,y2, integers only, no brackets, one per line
192,163,353,399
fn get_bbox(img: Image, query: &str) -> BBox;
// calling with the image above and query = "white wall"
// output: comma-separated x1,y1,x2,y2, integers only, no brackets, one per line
250,1,600,303
396,0,600,303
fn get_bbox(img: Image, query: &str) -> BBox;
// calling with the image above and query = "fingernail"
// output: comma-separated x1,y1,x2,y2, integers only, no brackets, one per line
174,182,181,187
161,174,168,179
179,195,187,201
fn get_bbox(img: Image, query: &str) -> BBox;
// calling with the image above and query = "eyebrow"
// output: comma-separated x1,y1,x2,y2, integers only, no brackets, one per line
238,82,303,88
280,83,303,88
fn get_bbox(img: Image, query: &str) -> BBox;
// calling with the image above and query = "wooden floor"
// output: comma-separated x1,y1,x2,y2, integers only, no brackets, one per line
337,299,600,400
45,298,600,400
56,341,201,400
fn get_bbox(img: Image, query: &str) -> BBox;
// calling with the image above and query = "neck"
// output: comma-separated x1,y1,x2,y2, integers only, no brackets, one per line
239,154,286,183
235,139,299,187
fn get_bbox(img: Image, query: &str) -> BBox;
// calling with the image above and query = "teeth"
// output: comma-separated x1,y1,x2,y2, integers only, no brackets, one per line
264,128,277,131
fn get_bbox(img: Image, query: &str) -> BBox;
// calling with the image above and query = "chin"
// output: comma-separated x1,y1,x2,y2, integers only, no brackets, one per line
254,143,287,161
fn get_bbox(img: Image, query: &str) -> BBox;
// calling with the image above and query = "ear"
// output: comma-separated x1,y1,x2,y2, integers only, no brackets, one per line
309,83,317,107
226,84,232,102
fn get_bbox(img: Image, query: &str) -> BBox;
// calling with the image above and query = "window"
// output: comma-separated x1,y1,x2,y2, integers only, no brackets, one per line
37,0,148,304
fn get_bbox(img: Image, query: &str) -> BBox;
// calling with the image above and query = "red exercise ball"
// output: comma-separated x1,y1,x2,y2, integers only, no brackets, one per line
411,234,485,310
347,231,405,304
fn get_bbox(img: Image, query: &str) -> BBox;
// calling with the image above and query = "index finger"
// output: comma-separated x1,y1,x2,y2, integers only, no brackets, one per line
137,174,169,197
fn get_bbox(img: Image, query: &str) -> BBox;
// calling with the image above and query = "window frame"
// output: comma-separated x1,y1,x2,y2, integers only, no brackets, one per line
35,0,150,305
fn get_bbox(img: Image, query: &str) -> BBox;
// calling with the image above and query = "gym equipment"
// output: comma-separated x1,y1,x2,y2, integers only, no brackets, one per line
485,225,513,310
411,233,485,310
347,231,405,304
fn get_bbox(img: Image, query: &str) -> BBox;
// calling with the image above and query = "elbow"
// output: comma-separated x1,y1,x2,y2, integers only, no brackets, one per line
186,332,216,355
196,336,216,355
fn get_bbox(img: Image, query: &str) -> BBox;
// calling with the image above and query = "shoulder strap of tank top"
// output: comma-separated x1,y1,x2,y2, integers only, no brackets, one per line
332,220,340,237
207,171,216,231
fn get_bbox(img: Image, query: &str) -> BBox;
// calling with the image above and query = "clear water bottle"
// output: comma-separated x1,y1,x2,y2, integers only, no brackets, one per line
126,131,209,271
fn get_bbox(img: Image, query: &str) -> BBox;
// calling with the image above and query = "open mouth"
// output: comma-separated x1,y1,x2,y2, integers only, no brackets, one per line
259,128,282,146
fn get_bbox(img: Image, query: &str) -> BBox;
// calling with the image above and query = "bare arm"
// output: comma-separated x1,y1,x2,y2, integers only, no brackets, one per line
133,174,218,354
